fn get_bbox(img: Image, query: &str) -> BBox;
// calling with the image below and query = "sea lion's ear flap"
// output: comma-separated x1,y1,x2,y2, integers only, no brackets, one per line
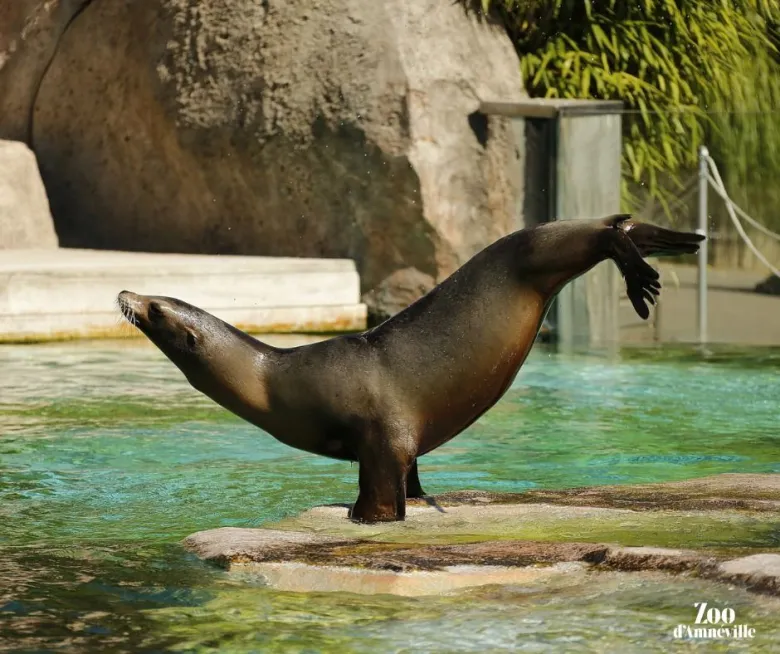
604,214,632,229
185,330,198,349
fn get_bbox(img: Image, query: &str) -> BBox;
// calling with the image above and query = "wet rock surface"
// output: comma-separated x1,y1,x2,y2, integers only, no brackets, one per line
184,474,780,597
424,473,780,512
718,554,780,596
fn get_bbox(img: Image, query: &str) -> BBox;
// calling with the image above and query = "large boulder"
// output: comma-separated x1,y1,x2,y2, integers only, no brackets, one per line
0,140,59,249
28,0,526,320
0,0,89,143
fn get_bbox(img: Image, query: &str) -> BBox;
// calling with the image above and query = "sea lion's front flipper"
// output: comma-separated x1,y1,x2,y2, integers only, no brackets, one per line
624,222,704,258
349,424,417,523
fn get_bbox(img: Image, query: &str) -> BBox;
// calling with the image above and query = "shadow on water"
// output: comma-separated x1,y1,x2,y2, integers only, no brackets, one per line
0,340,778,651
0,543,215,653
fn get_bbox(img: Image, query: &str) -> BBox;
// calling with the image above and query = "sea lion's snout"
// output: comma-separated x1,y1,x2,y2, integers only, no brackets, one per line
117,290,148,326
116,291,203,358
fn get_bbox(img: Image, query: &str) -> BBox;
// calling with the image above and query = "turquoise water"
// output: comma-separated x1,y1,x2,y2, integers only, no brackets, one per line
1,340,779,652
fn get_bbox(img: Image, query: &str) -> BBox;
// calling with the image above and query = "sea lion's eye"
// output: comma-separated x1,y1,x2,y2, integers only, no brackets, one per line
186,331,197,350
148,302,163,319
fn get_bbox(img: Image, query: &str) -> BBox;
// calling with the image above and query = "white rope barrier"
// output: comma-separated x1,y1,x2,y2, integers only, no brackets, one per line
703,154,780,279
704,157,780,242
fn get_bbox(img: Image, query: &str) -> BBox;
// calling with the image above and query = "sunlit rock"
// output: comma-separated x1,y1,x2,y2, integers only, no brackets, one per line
0,0,90,142
11,0,526,321
0,140,58,249
184,473,780,598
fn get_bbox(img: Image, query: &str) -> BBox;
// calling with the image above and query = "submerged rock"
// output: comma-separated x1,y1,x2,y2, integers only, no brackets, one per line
224,560,590,598
184,474,780,598
719,554,780,596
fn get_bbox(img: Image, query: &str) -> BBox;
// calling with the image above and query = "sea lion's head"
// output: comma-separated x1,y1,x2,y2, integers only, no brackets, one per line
116,291,255,387
118,290,202,360
118,291,271,413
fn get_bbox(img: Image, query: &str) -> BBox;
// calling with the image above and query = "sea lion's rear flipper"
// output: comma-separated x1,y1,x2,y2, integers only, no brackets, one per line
622,222,705,259
608,228,662,320
406,459,425,499
604,214,704,258
605,217,705,320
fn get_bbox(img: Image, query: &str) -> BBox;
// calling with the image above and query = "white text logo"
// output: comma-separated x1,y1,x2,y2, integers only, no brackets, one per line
673,602,756,640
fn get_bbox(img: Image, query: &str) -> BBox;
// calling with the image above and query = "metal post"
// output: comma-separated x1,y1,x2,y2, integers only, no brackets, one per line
653,293,662,343
697,145,709,344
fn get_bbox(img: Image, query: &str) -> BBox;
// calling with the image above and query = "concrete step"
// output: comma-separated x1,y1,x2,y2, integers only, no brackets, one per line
0,248,367,342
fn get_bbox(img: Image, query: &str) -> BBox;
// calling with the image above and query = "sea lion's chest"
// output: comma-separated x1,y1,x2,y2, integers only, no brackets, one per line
411,291,546,454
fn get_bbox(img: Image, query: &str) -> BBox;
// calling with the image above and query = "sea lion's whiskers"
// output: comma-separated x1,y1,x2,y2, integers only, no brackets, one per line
116,297,137,327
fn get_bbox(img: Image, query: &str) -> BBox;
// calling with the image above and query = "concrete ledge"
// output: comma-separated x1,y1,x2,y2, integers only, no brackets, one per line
0,249,367,341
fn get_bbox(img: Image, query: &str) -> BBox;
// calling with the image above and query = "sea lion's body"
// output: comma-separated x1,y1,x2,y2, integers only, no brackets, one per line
256,244,544,462
119,215,703,522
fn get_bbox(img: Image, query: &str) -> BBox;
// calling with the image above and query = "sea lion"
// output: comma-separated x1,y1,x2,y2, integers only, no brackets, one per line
118,214,703,523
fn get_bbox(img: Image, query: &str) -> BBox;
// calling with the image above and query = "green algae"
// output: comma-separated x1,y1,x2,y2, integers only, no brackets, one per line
269,504,780,551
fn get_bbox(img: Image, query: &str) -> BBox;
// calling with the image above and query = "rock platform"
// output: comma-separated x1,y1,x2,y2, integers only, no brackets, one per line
184,473,780,598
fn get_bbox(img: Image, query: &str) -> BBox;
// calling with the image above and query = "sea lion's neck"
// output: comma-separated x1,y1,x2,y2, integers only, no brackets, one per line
184,333,276,423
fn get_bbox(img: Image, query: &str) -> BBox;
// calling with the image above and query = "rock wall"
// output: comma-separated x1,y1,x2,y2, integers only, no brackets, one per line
4,0,526,320
0,0,89,142
0,140,59,249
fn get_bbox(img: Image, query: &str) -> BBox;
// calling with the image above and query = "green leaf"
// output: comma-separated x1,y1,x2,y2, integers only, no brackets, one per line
493,0,780,225
581,67,591,96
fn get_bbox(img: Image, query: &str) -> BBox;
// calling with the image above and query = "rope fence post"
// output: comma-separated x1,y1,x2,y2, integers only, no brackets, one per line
697,145,709,345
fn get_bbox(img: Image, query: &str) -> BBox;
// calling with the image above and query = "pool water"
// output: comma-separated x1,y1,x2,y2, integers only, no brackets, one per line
1,340,778,652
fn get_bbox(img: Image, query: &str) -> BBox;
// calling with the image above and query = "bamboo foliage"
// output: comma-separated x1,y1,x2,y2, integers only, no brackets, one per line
481,0,780,222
